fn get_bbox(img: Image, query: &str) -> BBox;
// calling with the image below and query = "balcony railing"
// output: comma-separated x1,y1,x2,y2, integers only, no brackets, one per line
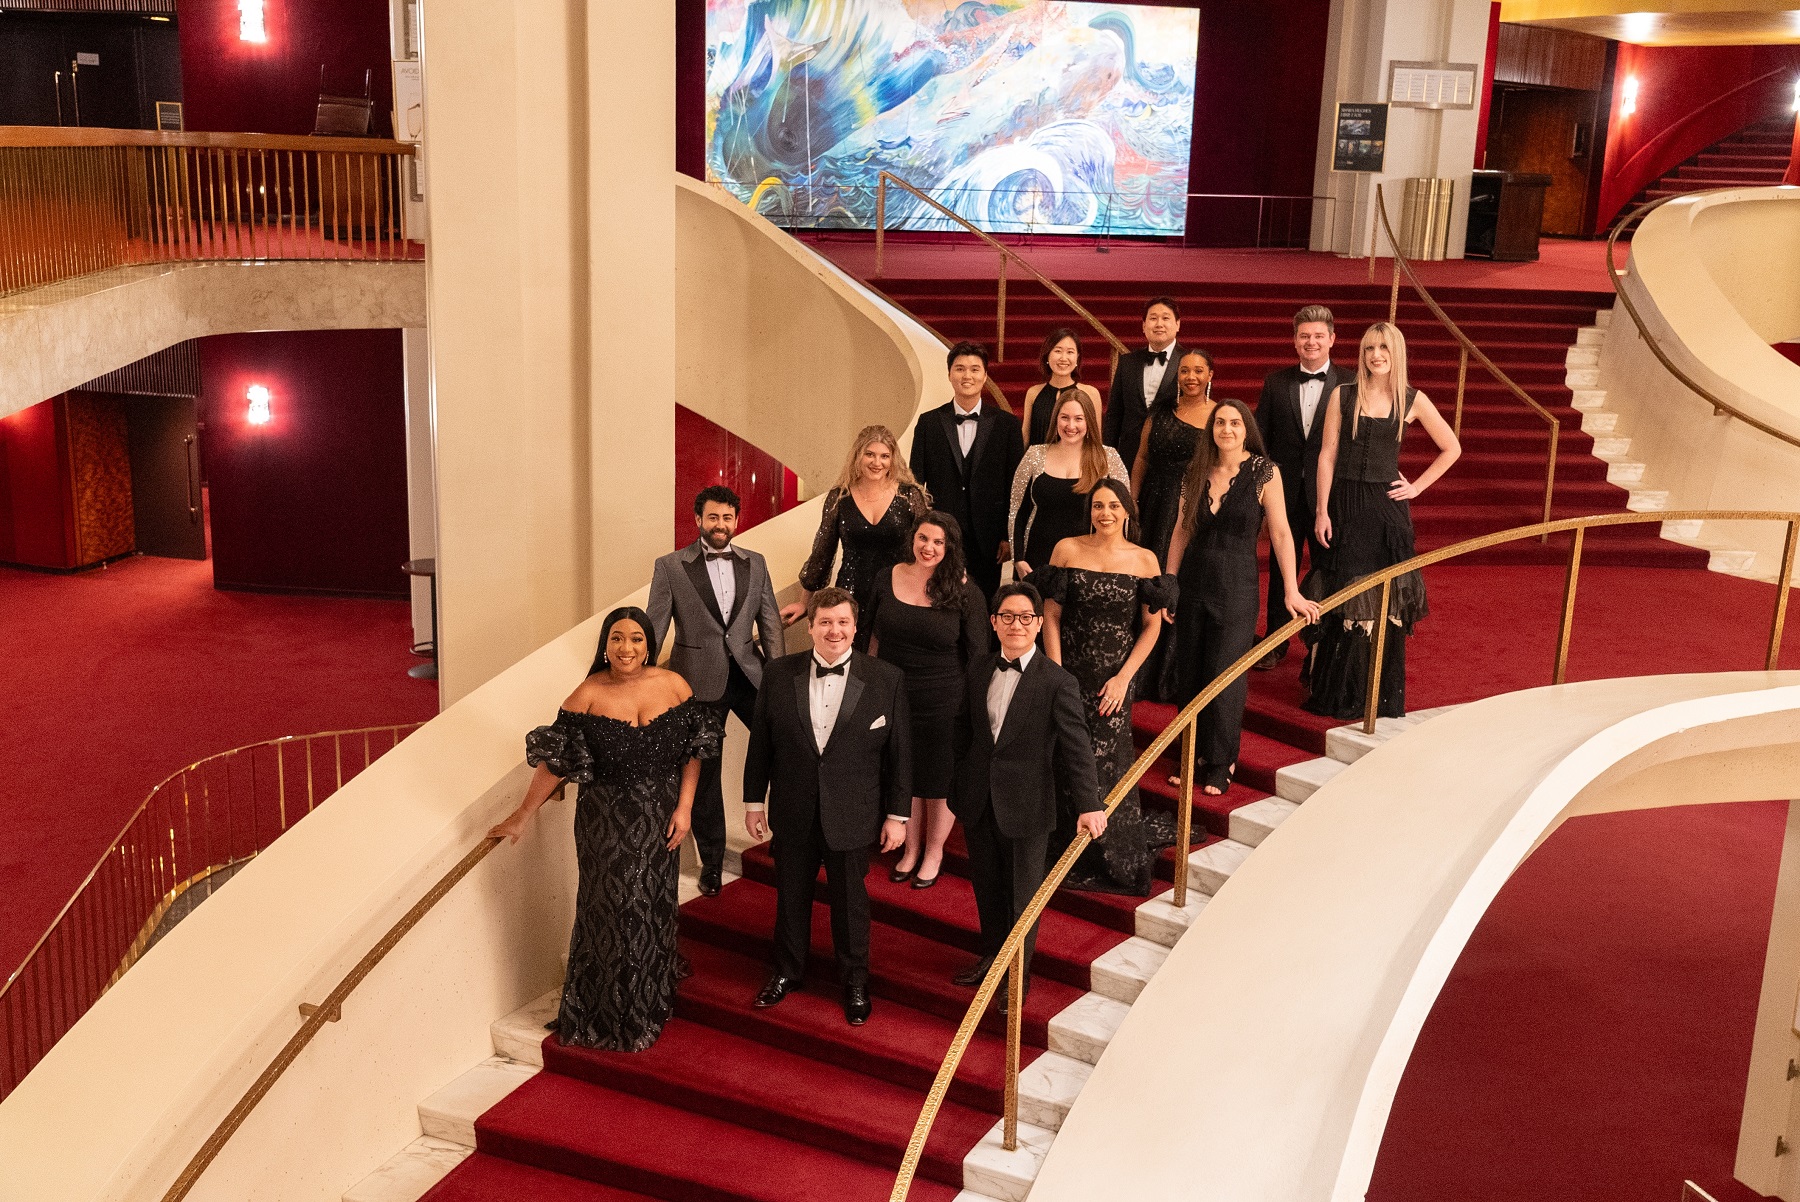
0,128,420,298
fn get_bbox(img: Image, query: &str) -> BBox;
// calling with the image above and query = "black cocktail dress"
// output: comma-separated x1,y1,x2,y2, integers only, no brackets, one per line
1303,385,1428,720
799,483,931,647
865,566,988,798
526,700,723,1051
1135,404,1208,701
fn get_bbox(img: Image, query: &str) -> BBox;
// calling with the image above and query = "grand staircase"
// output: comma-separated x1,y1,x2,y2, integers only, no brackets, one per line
1631,117,1794,204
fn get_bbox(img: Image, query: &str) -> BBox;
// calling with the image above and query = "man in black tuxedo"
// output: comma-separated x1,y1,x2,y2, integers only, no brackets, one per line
1254,305,1346,673
949,582,1105,999
908,340,1024,604
1102,296,1183,465
742,587,910,1025
647,485,784,896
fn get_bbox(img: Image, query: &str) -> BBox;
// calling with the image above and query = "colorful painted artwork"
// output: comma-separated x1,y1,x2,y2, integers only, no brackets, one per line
704,0,1200,236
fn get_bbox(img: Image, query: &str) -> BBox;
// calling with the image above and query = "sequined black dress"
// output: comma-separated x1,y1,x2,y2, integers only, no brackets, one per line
1135,405,1208,701
1037,564,1178,895
799,484,931,647
526,700,723,1051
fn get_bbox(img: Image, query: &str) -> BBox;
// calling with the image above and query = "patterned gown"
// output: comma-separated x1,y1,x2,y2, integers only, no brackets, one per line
526,699,723,1052
799,483,932,648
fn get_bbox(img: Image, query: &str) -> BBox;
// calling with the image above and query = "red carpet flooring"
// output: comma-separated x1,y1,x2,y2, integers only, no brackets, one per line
0,554,436,982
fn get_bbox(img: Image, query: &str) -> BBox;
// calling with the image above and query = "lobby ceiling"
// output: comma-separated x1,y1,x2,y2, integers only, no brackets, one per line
1500,1,1800,44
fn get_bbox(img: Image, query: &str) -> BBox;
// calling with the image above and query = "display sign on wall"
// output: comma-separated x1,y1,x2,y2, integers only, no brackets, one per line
1387,60,1477,110
391,61,423,143
155,101,183,132
1331,102,1387,173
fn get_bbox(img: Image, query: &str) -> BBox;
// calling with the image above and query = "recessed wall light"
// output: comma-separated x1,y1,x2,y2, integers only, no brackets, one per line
246,383,273,425
1621,76,1639,118
238,0,267,43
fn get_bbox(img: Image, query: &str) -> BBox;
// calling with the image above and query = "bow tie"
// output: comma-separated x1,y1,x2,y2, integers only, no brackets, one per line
1299,370,1327,383
996,657,1023,673
704,551,734,561
814,661,846,678
954,411,980,425
1148,350,1168,365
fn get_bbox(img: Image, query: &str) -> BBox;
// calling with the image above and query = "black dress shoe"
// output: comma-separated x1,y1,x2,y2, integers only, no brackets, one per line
753,974,798,1008
1253,643,1289,671
843,980,872,1026
698,866,722,897
952,957,994,988
910,873,938,889
996,976,1033,1015
888,863,917,884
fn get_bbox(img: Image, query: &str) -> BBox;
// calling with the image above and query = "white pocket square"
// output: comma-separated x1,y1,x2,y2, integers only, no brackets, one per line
870,715,887,730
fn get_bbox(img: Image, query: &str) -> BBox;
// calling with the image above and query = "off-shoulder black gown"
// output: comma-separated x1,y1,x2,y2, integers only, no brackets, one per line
1038,563,1178,895
526,700,723,1051
799,484,930,648
865,567,988,798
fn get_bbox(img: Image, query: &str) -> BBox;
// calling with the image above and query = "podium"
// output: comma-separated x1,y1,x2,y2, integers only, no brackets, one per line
1464,171,1552,261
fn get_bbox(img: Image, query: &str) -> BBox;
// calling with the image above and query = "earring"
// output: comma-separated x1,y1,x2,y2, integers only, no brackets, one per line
1205,380,1212,399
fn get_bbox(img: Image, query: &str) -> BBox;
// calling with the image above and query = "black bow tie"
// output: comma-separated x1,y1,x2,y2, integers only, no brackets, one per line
1148,350,1168,365
954,411,981,424
814,661,846,678
1299,370,1327,383
704,551,733,561
997,657,1023,673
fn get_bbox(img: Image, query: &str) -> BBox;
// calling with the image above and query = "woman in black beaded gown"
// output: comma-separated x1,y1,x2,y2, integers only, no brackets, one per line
865,511,987,888
1167,400,1319,795
1009,389,1130,579
488,606,722,1052
1306,322,1460,720
1131,348,1216,701
788,424,931,646
1039,480,1176,894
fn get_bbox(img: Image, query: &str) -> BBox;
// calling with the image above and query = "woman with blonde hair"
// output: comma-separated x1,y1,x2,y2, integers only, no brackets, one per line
1305,322,1460,719
1009,389,1130,578
787,425,932,644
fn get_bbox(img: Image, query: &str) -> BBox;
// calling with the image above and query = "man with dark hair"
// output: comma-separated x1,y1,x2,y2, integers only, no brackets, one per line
948,581,1104,1003
647,485,783,895
909,339,1024,603
1253,305,1345,675
1103,296,1184,463
743,586,910,1025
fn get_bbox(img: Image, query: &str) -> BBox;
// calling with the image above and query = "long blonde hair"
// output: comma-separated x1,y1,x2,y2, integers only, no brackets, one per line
1045,389,1110,492
832,424,921,494
1352,322,1410,443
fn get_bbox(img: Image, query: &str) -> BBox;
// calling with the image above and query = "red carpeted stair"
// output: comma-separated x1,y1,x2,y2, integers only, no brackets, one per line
1634,117,1796,203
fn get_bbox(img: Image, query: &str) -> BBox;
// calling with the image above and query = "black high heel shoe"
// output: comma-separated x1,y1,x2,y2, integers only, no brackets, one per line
910,870,939,889
889,862,918,884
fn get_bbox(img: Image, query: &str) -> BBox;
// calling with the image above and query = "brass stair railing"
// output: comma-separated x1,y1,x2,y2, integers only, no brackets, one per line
888,506,1799,1199
1370,183,1562,533
873,171,1131,370
1606,193,1800,453
0,723,421,1102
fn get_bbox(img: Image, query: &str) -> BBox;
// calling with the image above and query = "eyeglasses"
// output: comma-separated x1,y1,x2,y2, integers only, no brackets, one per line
993,611,1040,627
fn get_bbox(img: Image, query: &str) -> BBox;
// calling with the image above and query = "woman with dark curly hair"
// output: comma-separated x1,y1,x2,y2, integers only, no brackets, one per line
865,511,987,888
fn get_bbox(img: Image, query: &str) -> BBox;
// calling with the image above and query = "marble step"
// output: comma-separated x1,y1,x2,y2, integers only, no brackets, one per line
1228,796,1299,847
1186,838,1253,895
1274,756,1343,803
1580,410,1618,434
1016,1050,1094,1131
1088,935,1170,1005
1565,345,1599,367
963,1117,1058,1202
1594,308,1613,328
1047,990,1130,1065
1626,488,1670,512
491,989,559,1066
1571,388,1607,411
1576,324,1606,345
343,1137,472,1202
1322,706,1457,764
418,1055,539,1147
1134,888,1208,946
1606,459,1647,485
1565,366,1600,388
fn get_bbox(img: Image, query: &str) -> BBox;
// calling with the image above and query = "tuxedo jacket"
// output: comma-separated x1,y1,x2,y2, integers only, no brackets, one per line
743,650,912,852
1255,362,1350,513
647,540,783,702
1103,344,1185,465
950,653,1101,841
909,401,1025,558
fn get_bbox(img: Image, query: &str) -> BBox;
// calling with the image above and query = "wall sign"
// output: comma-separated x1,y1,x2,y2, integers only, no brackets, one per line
391,61,422,143
1332,102,1387,174
1388,60,1478,110
155,101,183,132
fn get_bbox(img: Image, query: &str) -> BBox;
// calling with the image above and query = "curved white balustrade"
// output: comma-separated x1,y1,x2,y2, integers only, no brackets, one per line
1031,671,1800,1202
0,178,941,1202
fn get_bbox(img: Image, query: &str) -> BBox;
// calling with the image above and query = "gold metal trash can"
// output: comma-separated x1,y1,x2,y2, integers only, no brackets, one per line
1398,177,1455,261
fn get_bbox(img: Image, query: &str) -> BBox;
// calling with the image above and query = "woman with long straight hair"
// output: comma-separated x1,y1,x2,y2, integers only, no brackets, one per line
1009,389,1131,579
1305,322,1460,719
1020,327,1105,447
1166,399,1318,795
787,424,932,643
865,511,987,888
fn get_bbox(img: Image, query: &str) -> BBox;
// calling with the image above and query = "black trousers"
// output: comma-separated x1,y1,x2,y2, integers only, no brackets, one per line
1180,589,1258,769
1265,475,1318,641
963,804,1050,977
694,657,758,872
771,809,871,986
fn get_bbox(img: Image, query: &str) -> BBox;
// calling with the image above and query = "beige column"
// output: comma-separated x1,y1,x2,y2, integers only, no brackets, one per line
1737,799,1800,1199
422,0,674,704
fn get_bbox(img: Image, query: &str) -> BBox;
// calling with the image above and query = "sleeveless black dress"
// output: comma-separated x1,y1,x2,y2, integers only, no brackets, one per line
1135,405,1208,702
1037,564,1178,895
864,566,988,797
1175,455,1275,775
526,699,723,1051
799,483,930,647
1303,385,1429,720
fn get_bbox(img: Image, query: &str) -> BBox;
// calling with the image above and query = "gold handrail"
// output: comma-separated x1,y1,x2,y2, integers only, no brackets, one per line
856,274,1016,415
889,506,1800,1199
874,172,1131,369
1605,194,1800,452
1371,184,1561,533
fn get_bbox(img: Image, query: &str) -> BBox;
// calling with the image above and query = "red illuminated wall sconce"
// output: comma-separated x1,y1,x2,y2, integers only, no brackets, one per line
238,0,268,43
246,383,273,426
1620,75,1639,117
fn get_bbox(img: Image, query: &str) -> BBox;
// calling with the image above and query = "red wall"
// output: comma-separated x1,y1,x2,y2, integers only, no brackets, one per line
673,405,798,550
199,331,410,596
1598,43,1800,227
0,401,74,568
177,0,394,136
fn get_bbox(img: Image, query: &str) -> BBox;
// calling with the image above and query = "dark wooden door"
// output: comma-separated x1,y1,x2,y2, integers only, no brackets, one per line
126,396,207,560
1488,86,1601,237
0,12,182,129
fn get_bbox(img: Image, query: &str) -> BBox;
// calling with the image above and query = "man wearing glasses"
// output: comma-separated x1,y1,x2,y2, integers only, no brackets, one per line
948,582,1105,1008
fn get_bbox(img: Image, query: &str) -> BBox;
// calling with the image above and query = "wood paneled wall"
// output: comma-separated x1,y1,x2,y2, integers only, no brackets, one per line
1495,23,1607,92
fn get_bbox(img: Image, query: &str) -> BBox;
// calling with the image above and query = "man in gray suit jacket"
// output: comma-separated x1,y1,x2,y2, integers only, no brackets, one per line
648,485,784,895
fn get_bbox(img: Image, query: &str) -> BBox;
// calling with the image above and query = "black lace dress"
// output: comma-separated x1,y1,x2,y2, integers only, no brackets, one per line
799,484,931,648
1038,564,1178,895
1135,405,1208,702
1175,455,1274,778
865,567,988,797
1303,386,1428,720
525,700,723,1052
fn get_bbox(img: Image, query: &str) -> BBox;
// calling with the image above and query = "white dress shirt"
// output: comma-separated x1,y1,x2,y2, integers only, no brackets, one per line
1141,343,1173,402
1297,366,1329,437
808,648,852,754
952,399,981,457
986,645,1036,741
703,544,737,621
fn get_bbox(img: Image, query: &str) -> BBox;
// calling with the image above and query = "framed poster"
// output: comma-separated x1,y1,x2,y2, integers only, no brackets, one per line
155,101,183,132
1388,61,1478,110
391,60,423,143
1332,102,1388,173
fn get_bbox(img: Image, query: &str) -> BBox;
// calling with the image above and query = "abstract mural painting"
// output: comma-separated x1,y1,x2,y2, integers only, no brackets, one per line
705,0,1200,236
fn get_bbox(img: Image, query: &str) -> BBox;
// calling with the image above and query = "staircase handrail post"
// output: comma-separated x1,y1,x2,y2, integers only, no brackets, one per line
1554,526,1586,684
